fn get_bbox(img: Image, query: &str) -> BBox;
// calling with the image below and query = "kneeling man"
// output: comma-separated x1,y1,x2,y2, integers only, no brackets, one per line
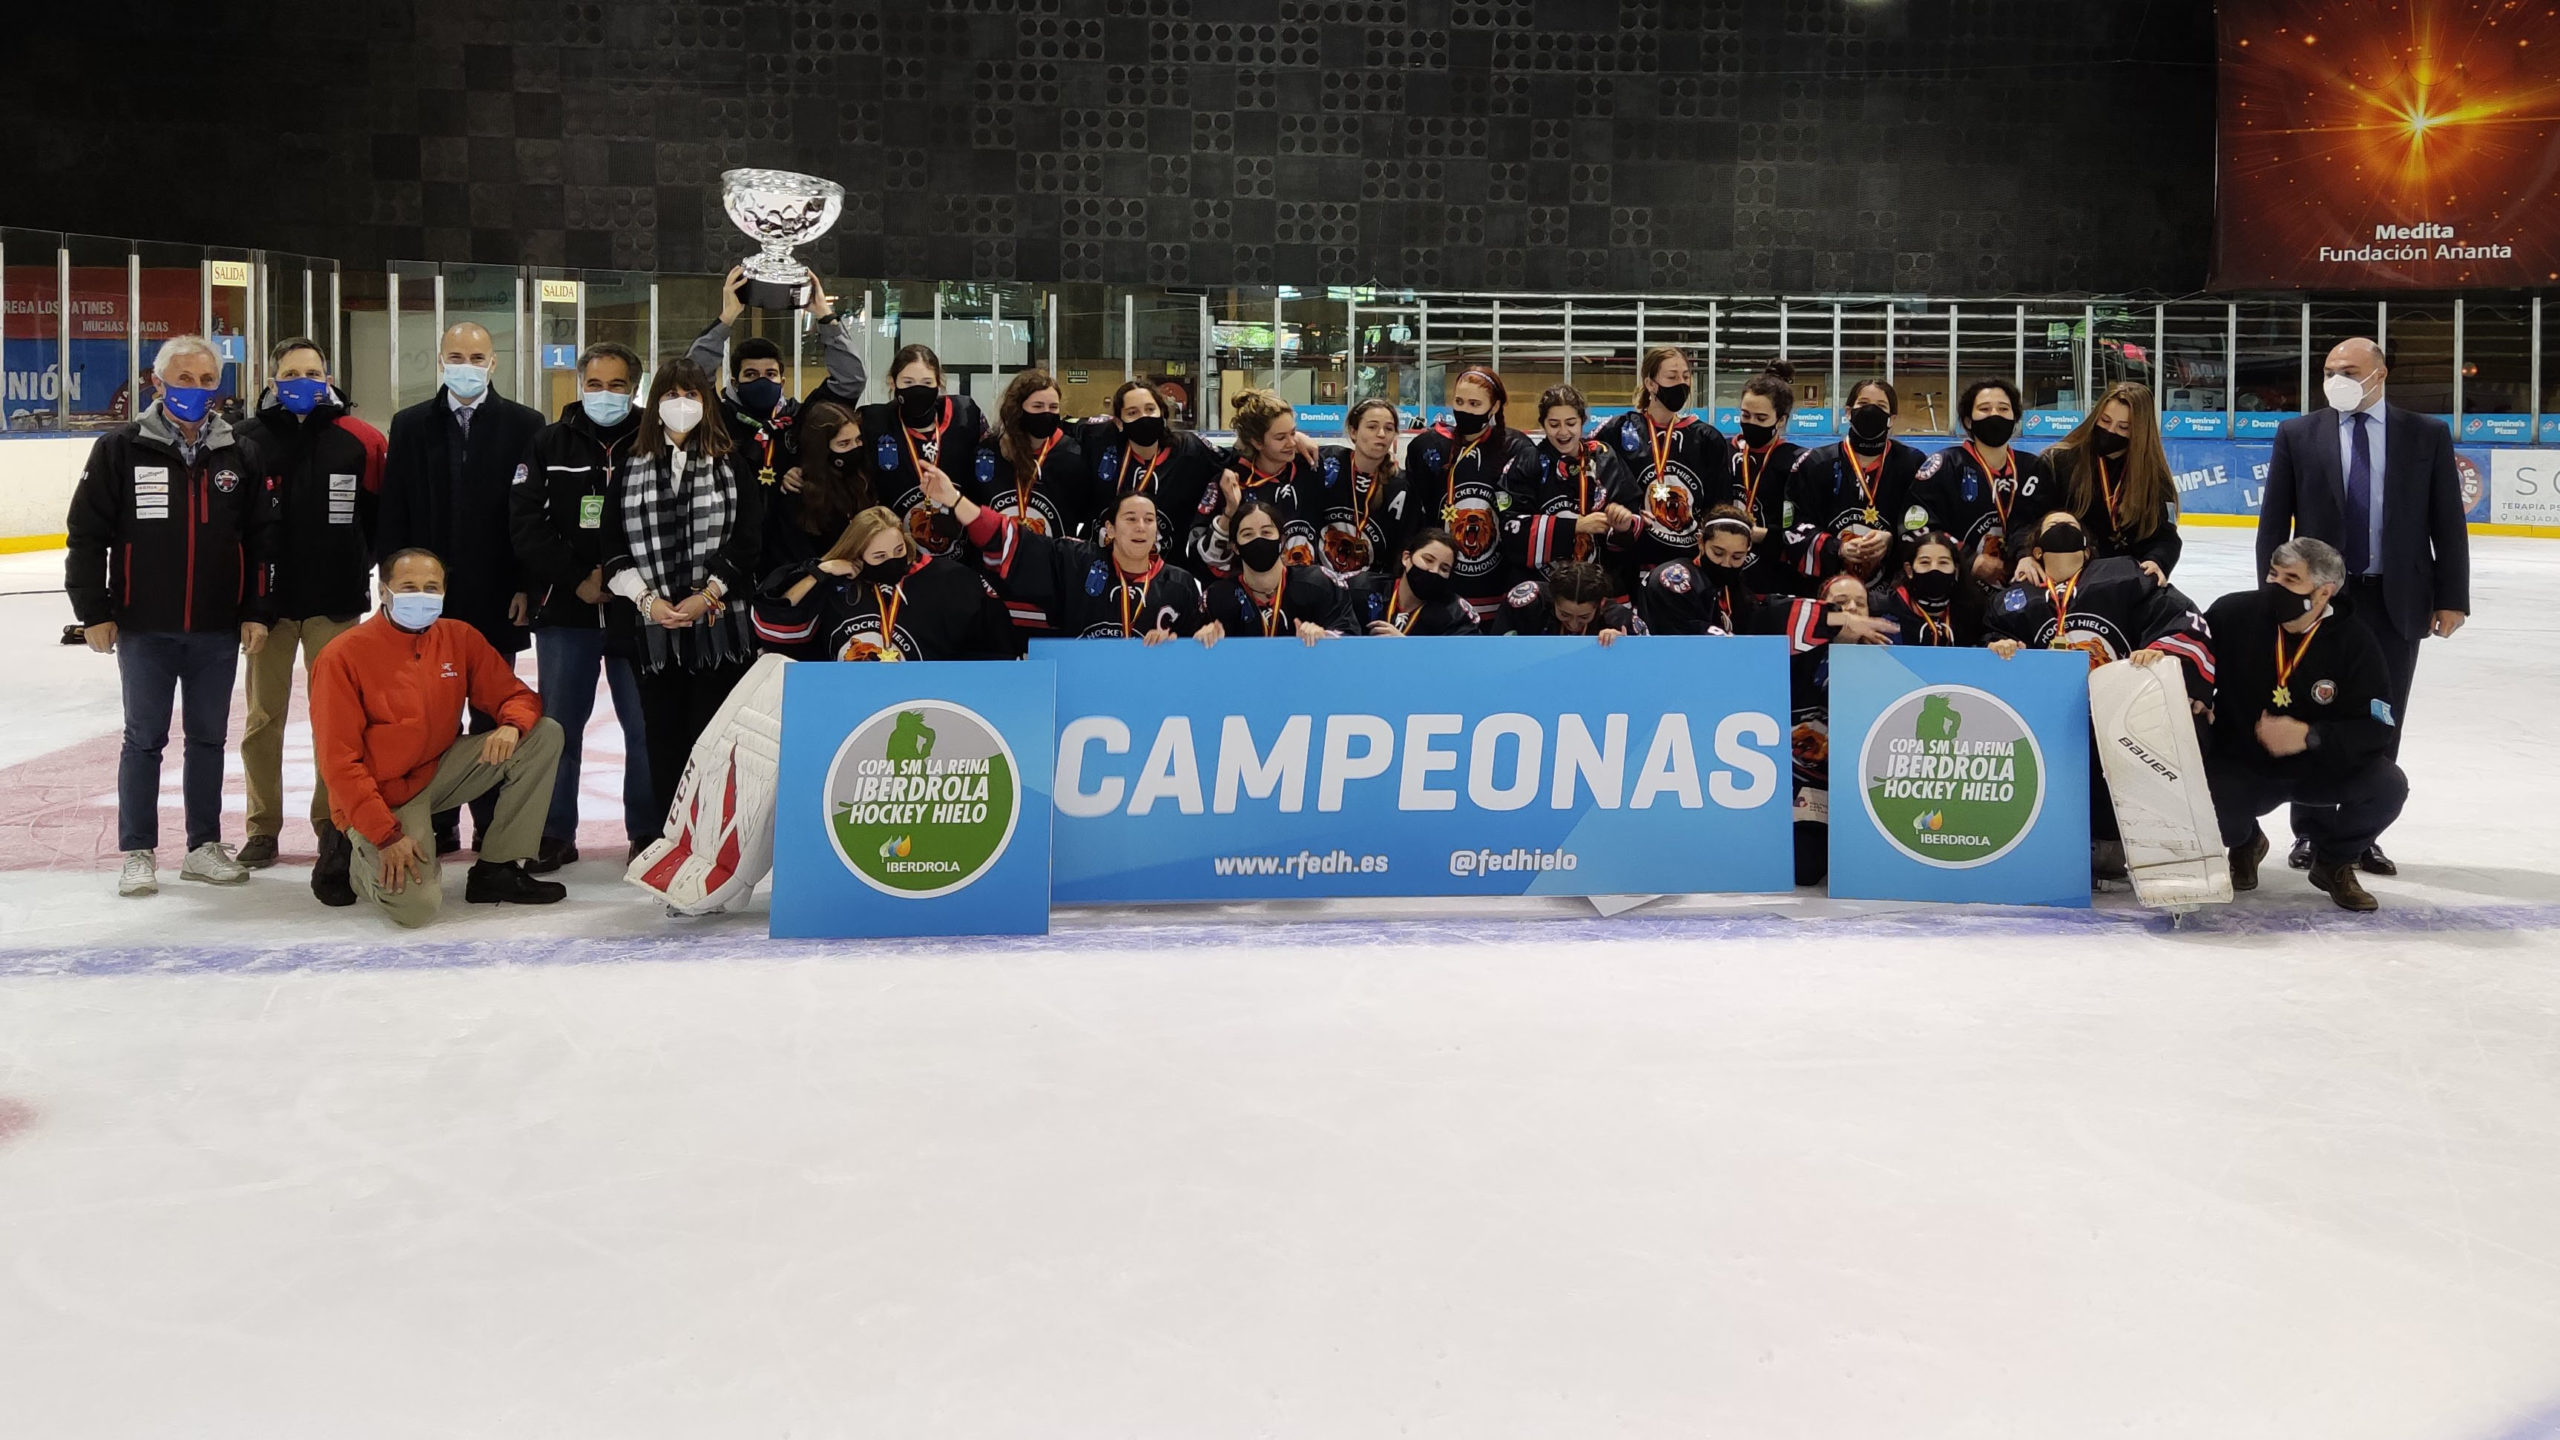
2205,537,2408,912
311,547,568,925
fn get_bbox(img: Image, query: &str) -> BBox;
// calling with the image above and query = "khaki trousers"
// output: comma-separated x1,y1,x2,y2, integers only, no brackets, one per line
349,718,563,928
243,613,357,840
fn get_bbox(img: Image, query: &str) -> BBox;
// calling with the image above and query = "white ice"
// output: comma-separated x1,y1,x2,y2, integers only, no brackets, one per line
4,529,2560,1438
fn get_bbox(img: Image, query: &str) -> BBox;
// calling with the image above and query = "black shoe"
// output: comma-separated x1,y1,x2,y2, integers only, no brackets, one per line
2231,828,2269,892
236,834,279,869
2357,843,2397,877
2308,860,2380,912
525,837,579,875
311,822,357,908
465,860,567,907
2286,837,2313,871
435,829,461,858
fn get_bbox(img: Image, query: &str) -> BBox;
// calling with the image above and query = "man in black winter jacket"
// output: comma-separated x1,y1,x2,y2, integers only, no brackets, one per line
231,338,386,896
378,321,546,853
66,334,277,899
2205,537,2408,913
509,341,657,871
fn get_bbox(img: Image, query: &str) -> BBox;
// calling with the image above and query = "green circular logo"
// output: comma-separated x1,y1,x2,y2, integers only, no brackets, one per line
824,700,1021,898
1857,685,2045,869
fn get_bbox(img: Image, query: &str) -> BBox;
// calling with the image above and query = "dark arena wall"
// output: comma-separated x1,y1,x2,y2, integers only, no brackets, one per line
6,0,2215,295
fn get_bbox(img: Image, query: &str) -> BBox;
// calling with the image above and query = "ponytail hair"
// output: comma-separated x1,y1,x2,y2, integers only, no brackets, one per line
1230,387,1295,457
1450,367,1508,428
1741,358,1796,417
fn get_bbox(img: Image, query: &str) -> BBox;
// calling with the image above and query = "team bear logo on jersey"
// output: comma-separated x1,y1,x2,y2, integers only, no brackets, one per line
1319,523,1374,579
1646,477,1694,531
1445,501,1498,562
904,502,955,554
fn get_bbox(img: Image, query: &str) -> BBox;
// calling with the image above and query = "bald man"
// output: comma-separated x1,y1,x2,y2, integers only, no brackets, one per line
2255,337,2469,876
376,321,548,855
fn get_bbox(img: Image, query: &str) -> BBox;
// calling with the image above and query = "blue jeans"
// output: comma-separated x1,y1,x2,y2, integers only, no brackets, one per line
534,626,655,845
117,630,239,853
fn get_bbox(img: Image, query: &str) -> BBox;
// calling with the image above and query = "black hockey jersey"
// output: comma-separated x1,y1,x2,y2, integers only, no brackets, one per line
1346,573,1483,636
1784,439,1928,586
1076,423,1225,552
1982,555,2216,699
1727,434,1803,595
1307,444,1410,586
1400,421,1539,615
962,506,1209,640
1590,410,1735,579
1501,436,1643,595
1200,566,1356,637
1909,441,2058,572
1189,453,1321,579
859,394,991,560
751,554,1017,662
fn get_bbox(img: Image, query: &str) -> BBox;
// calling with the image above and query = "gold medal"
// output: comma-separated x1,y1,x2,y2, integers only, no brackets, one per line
758,466,777,487
1862,506,1881,526
2271,685,2290,707
877,649,903,662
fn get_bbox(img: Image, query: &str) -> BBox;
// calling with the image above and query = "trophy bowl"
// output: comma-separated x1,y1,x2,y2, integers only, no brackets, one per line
720,168,845,311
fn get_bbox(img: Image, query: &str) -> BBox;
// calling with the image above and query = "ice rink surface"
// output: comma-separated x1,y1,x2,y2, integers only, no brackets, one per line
4,527,2560,1438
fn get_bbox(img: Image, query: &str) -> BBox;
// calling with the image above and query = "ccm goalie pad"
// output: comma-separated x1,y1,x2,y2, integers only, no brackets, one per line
2088,657,2231,913
627,653,792,915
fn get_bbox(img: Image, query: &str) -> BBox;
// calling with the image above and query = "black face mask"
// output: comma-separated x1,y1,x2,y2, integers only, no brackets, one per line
2262,579,2320,620
2040,522,2087,556
1968,413,2017,448
1705,557,1750,588
1405,564,1454,603
1738,420,1778,449
858,557,908,588
896,384,939,425
736,377,784,417
1021,411,1062,440
1652,382,1692,413
2092,428,2130,459
1905,568,1959,604
1848,403,1892,451
1120,414,1167,448
1451,408,1491,438
1237,535,1285,573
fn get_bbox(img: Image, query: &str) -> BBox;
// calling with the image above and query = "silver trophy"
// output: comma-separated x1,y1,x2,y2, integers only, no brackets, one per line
720,168,845,312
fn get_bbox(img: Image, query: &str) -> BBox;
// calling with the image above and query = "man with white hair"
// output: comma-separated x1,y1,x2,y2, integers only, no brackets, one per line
2203,537,2409,913
65,334,278,898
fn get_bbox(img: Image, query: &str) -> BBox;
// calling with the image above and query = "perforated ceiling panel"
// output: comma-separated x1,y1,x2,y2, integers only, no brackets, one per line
6,0,2214,293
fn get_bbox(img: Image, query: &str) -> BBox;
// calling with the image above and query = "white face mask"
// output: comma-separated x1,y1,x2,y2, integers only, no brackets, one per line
658,395,705,435
2324,373,2372,413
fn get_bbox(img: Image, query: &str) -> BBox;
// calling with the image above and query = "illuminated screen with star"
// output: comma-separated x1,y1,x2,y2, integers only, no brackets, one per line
2213,0,2560,290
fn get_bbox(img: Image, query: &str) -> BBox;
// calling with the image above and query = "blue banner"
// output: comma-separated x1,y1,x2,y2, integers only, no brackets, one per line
770,661,1056,939
1827,647,2092,908
2460,414,2535,444
1033,636,1796,902
2020,410,2080,438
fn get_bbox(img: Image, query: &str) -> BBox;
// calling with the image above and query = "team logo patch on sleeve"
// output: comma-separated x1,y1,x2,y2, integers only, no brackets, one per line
1085,561,1109,596
975,450,997,484
512,463,530,486
1916,452,1945,480
1619,428,1641,455
1505,580,1542,610
1658,562,1695,595
876,436,900,469
213,469,241,493
2001,586,2030,612
1902,505,1931,532
2311,679,2337,705
2371,698,2397,726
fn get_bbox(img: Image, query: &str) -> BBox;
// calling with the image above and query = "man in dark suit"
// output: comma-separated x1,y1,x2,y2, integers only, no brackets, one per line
2255,336,2470,875
376,321,548,854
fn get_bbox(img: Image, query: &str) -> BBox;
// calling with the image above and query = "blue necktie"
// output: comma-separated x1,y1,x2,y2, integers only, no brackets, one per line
2344,412,2372,575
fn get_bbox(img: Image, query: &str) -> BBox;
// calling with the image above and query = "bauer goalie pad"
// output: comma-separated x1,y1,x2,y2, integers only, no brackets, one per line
2089,656,2231,912
627,653,792,915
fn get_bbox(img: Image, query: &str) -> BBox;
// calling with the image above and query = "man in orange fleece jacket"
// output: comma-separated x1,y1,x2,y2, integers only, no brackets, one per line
309,547,568,926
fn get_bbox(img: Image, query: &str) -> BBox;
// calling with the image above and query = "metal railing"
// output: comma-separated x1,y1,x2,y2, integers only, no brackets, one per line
4,227,2551,444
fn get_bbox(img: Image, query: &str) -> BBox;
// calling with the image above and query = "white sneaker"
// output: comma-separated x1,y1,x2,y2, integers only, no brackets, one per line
179,841,250,886
118,849,158,898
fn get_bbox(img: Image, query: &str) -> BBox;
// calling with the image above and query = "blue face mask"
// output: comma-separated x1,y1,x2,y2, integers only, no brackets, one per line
580,389,633,426
386,591,444,631
161,385,218,423
441,362,491,400
275,378,330,416
736,377,784,416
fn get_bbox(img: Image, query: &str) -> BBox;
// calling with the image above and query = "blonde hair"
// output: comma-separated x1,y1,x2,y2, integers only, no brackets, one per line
823,506,914,566
1229,388,1295,455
